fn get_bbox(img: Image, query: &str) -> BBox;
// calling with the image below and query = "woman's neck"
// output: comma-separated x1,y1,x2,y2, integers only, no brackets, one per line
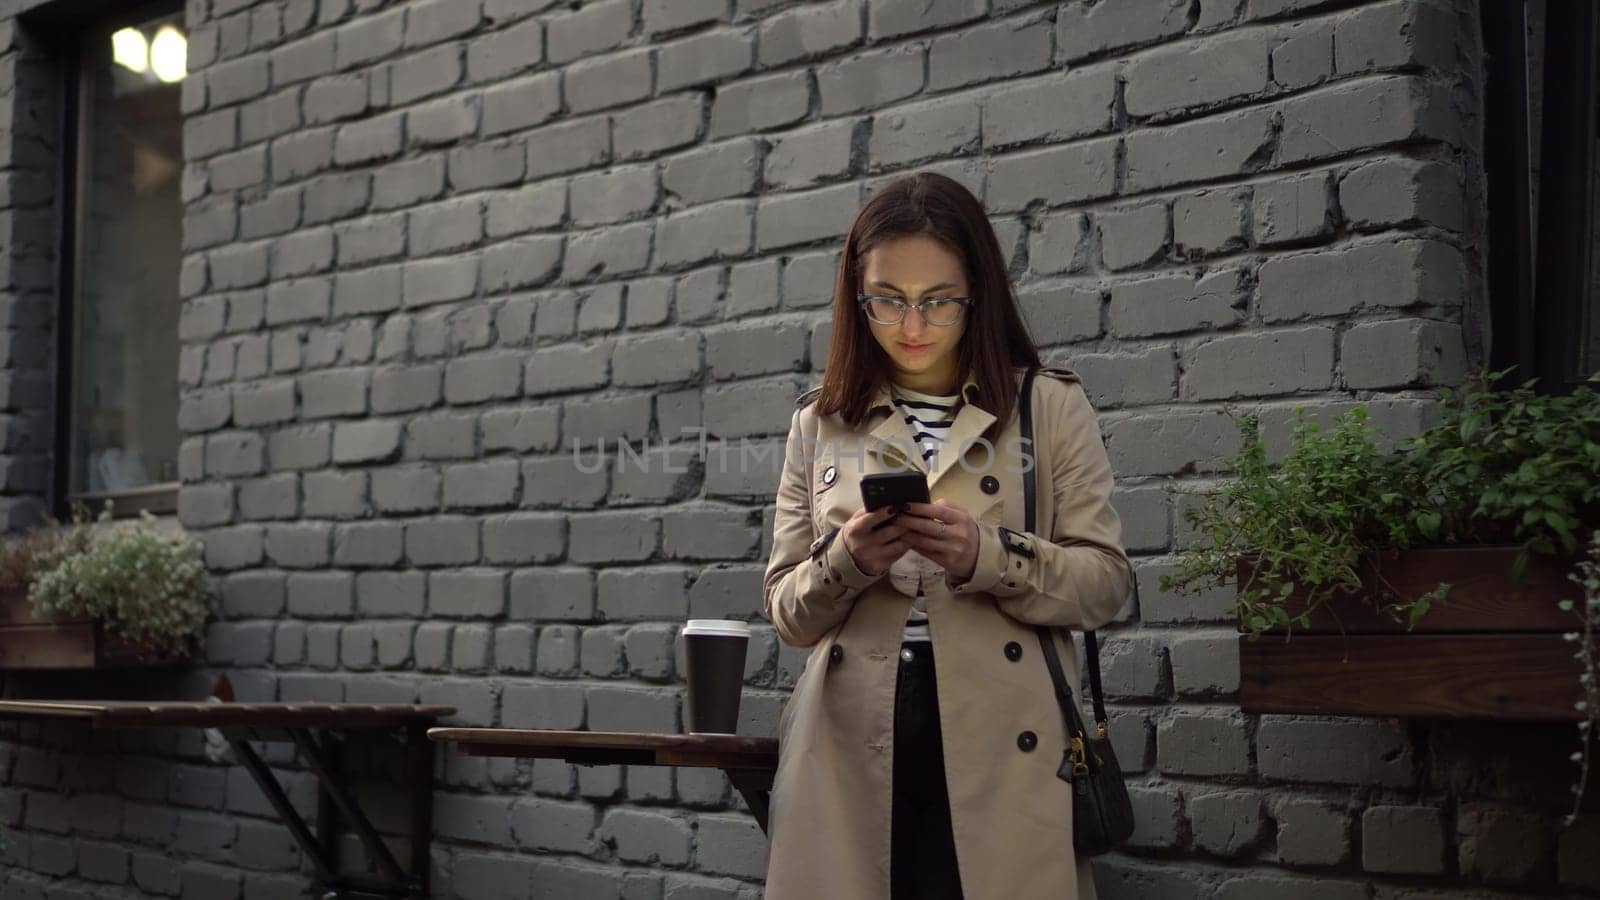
891,362,961,396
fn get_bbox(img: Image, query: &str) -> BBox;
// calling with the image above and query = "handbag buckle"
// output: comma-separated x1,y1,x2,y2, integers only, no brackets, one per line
1069,736,1091,775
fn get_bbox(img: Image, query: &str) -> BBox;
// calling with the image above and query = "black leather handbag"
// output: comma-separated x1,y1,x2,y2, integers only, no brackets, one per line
1017,367,1135,856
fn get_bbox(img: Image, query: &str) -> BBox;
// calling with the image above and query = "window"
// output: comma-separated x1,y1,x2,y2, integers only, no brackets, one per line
1483,0,1600,393
58,6,187,517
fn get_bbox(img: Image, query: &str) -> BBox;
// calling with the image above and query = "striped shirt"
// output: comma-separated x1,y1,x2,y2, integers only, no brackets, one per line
889,382,962,643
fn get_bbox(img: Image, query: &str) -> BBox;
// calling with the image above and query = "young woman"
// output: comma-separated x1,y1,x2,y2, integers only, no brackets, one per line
762,172,1133,900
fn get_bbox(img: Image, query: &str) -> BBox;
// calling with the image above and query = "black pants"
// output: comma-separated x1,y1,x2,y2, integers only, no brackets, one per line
892,642,965,900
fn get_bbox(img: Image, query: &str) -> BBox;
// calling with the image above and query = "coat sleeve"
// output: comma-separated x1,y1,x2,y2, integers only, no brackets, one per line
952,378,1132,630
763,407,880,647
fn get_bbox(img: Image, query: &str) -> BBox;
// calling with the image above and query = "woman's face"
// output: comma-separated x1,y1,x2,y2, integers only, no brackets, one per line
859,233,970,392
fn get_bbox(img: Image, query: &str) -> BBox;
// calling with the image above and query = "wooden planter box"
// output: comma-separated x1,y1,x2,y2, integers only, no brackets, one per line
1238,547,1585,721
0,588,184,670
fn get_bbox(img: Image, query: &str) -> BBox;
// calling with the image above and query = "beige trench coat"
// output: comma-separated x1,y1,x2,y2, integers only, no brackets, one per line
762,367,1133,900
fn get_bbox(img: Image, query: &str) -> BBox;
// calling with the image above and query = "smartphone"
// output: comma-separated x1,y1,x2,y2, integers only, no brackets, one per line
860,471,930,530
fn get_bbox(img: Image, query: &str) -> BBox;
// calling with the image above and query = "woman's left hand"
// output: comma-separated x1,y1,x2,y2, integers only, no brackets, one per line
896,500,979,585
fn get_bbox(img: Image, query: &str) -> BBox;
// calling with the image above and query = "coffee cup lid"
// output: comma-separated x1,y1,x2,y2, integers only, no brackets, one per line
683,619,751,637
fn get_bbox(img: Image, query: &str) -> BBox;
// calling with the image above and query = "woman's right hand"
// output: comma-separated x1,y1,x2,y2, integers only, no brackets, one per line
840,506,910,577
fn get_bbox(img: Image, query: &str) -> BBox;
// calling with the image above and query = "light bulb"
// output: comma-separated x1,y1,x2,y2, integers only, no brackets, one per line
150,26,187,83
111,27,148,74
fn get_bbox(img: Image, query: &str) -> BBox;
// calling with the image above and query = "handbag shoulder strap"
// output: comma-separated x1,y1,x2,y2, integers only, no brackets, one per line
1018,367,1110,732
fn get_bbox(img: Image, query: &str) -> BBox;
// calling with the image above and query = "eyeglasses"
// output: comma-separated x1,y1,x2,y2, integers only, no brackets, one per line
857,294,972,326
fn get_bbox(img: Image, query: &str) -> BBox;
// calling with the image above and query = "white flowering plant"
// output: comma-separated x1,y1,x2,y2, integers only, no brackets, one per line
26,509,208,657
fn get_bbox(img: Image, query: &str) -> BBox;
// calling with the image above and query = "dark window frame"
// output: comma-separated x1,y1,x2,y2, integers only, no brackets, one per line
44,0,184,521
1483,0,1600,394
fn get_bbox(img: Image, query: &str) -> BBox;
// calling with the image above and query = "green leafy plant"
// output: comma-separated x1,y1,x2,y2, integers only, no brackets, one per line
1566,531,1600,826
23,509,208,657
1164,368,1600,821
1166,370,1600,637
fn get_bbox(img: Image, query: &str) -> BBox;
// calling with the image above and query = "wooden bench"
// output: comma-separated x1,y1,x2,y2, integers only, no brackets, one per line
0,700,451,899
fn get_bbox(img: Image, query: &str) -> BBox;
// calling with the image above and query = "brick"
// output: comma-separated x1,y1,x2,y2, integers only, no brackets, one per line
760,0,862,66
335,8,404,68
1274,799,1352,867
703,377,804,438
1340,319,1465,389
435,793,514,845
868,95,980,170
548,0,633,64
522,455,609,509
600,566,691,621
1182,326,1335,400
756,182,860,251
563,223,653,281
1126,785,1184,849
987,138,1118,212
1174,188,1249,258
1254,172,1332,246
657,201,754,268
525,116,610,179
565,49,653,114
1124,107,1275,192
1257,240,1465,321
572,165,658,228
444,459,521,509
513,798,597,853
1064,346,1176,408
1156,710,1250,776
1334,0,1455,75
1271,19,1333,90
374,156,447,211
709,71,810,138
306,74,368,125
817,45,924,116
405,0,484,48
695,813,767,878
1339,158,1464,231
613,331,703,387
372,465,441,513
1168,631,1240,697
1125,30,1271,119
1280,77,1455,164
569,512,660,564
658,29,753,92
467,23,541,82
588,685,680,733
762,120,862,198
483,72,562,135
1101,634,1171,700
408,95,480,147
615,95,708,162
1258,716,1414,787
487,182,566,237
928,13,1052,91
664,139,762,204
1189,791,1265,857
706,320,806,380
355,570,424,616
510,568,596,621
429,569,506,619
209,56,271,107
983,67,1115,149
663,505,761,560
1100,203,1170,271
869,0,983,38
483,235,564,292
1108,268,1246,338
1362,806,1445,874
1058,0,1191,62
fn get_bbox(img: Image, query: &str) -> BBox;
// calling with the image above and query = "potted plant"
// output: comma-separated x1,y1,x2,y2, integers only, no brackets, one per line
1164,371,1600,806
0,506,208,669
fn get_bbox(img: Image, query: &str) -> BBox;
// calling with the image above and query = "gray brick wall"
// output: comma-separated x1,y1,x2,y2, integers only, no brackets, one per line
2,0,1596,898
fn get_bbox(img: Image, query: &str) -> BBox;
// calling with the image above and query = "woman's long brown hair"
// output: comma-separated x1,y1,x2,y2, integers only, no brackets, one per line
815,172,1042,440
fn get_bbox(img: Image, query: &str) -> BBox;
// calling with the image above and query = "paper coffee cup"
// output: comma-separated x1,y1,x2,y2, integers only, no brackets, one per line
683,619,750,734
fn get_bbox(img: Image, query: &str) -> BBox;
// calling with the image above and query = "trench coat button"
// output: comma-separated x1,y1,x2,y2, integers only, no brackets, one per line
1017,730,1038,752
822,465,837,486
980,475,1000,494
829,645,844,665
1004,641,1023,662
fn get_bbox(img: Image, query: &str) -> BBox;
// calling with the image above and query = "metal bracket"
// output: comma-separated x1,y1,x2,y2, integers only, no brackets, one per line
226,724,434,898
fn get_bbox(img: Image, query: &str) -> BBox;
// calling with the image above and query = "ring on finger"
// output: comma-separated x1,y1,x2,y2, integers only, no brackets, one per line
937,519,947,537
